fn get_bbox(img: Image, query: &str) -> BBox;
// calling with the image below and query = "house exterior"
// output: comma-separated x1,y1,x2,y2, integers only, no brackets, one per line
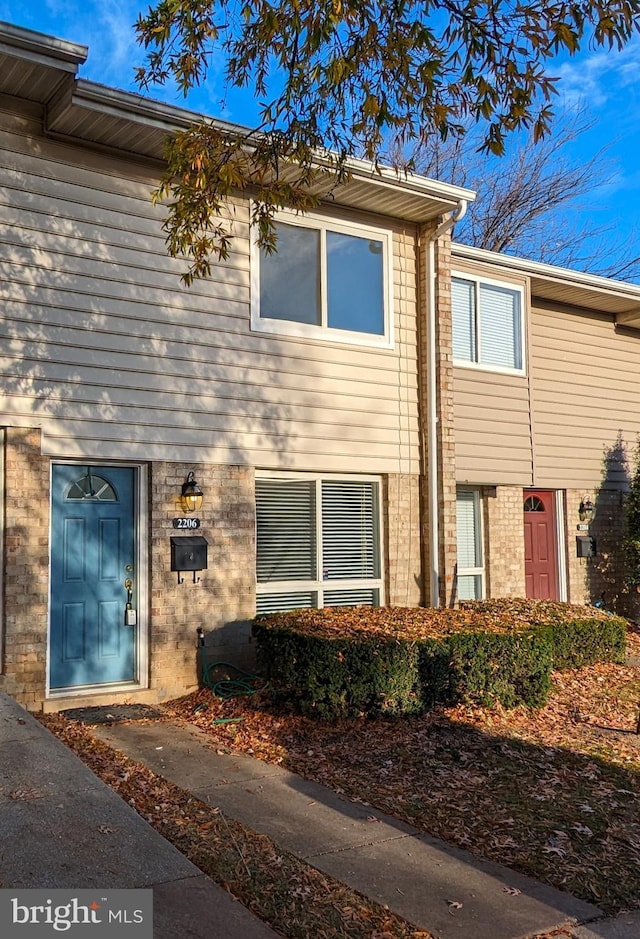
0,22,474,711
450,246,640,615
2,22,640,713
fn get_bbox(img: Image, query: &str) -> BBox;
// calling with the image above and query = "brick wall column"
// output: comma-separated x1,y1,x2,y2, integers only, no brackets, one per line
417,223,457,606
484,486,526,597
2,427,49,709
149,462,256,700
565,487,636,615
385,474,423,606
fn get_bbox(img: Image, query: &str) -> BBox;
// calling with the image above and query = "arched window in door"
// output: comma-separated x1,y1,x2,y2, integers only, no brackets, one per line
66,470,118,502
523,495,545,512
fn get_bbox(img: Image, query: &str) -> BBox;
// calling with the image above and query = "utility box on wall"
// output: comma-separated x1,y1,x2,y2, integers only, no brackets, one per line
170,535,208,582
576,535,597,558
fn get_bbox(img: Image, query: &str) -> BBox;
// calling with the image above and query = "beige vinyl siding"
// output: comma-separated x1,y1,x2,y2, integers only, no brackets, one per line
0,108,420,474
530,302,640,488
451,258,533,485
453,367,533,484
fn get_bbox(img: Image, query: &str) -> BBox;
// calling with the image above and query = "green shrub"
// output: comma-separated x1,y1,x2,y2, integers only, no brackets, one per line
253,600,628,719
446,629,553,708
253,605,561,717
416,637,452,707
461,598,627,670
253,618,424,719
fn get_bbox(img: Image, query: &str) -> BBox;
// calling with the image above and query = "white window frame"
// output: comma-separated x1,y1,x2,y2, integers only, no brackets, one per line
554,490,568,602
255,470,385,611
452,271,526,375
456,487,485,601
250,205,394,349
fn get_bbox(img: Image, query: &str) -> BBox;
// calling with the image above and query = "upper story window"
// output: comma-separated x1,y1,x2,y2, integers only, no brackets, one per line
251,209,393,348
452,273,524,373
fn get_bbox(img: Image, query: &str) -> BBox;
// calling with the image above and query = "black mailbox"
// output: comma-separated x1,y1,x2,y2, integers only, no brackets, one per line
576,535,597,558
171,535,208,582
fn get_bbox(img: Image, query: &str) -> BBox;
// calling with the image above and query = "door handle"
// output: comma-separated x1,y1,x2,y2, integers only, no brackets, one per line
123,578,136,626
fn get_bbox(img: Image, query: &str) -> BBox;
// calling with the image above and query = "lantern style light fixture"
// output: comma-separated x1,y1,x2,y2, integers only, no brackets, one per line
181,472,203,513
578,496,595,524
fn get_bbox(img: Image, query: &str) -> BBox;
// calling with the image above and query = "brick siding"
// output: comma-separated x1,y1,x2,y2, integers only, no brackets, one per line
1,428,50,710
149,463,256,701
385,474,423,606
483,486,526,598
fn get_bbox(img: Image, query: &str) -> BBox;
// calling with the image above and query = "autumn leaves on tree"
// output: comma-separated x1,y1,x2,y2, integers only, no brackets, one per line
134,1,640,283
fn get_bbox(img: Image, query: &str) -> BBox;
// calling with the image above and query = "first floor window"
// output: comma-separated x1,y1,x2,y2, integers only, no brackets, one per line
452,274,524,372
256,474,383,614
456,488,485,600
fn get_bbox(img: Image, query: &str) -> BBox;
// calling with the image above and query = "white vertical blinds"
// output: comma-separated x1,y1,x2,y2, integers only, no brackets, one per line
255,475,382,613
321,481,378,580
479,282,522,369
456,488,484,600
452,277,476,362
456,489,480,568
324,588,380,606
256,592,316,615
452,275,522,371
457,575,482,601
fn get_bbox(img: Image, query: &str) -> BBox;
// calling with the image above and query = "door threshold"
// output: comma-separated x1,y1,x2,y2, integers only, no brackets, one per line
43,688,157,714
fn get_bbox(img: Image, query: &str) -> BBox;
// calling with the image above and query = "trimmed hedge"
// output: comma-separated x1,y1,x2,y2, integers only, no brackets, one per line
446,629,553,710
461,598,628,670
252,624,423,719
253,600,627,719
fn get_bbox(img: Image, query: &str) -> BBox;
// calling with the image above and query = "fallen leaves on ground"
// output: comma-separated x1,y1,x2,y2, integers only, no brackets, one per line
255,601,620,642
38,630,640,938
38,713,435,939
159,630,640,915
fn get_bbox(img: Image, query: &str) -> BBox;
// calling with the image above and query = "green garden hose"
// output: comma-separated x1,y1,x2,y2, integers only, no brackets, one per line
197,627,265,698
202,661,264,699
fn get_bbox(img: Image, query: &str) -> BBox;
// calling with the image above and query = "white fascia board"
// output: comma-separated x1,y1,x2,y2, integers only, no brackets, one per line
452,242,640,307
0,20,87,67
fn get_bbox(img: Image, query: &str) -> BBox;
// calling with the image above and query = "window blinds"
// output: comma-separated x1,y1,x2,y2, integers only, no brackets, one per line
452,277,476,362
479,282,521,369
456,490,480,569
256,479,316,582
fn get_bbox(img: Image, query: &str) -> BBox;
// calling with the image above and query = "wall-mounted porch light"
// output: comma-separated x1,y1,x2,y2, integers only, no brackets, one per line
578,496,595,524
181,472,203,514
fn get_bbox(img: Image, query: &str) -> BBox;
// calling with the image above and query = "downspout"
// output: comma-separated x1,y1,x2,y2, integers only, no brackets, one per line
426,199,467,606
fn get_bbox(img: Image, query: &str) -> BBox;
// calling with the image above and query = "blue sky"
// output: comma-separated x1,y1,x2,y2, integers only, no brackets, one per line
3,1,640,280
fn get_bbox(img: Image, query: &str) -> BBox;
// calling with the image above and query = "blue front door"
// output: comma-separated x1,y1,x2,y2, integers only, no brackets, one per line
50,465,136,690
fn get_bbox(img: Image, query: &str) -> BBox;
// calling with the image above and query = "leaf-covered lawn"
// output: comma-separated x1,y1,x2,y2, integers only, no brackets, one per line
39,630,640,939
162,631,640,915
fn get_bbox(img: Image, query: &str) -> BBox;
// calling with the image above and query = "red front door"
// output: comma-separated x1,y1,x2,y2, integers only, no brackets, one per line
523,490,559,600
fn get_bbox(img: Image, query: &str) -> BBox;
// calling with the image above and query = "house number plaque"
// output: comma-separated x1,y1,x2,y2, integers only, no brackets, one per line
173,517,201,529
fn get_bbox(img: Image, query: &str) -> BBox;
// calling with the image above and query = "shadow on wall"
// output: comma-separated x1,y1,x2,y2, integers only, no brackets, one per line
0,429,49,702
586,432,636,618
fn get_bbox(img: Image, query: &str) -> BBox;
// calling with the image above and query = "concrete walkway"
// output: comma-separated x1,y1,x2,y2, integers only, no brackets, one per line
84,713,623,939
0,694,278,939
3,693,638,939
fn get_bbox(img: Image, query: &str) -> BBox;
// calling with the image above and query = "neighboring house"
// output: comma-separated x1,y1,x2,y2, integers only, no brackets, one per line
450,245,640,613
2,23,640,713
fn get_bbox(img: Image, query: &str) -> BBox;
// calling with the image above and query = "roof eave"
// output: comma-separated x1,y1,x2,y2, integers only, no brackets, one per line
0,21,475,225
452,243,640,323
